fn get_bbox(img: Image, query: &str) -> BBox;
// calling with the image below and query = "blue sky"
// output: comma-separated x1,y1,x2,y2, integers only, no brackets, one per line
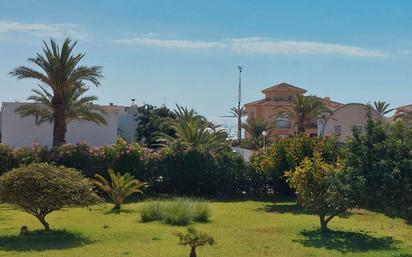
0,0,411,116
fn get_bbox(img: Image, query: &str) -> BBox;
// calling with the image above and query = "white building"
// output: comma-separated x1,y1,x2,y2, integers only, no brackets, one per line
0,102,138,148
319,103,384,142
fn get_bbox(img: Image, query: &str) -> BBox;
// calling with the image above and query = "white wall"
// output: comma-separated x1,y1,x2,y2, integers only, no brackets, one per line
117,107,138,143
1,102,118,148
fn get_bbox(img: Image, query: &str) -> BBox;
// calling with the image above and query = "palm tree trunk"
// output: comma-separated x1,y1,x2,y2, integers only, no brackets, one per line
189,246,197,257
52,96,67,147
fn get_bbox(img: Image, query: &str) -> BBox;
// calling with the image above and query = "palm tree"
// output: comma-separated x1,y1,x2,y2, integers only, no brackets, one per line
175,105,206,124
241,117,273,149
94,169,146,210
16,84,107,126
158,106,229,153
174,227,215,257
230,106,247,143
394,108,412,124
373,101,394,115
10,38,103,146
288,95,331,134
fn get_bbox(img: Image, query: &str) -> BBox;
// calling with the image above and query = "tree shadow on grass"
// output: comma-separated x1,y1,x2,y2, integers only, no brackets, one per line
257,202,309,215
295,229,398,253
0,230,94,251
102,208,137,215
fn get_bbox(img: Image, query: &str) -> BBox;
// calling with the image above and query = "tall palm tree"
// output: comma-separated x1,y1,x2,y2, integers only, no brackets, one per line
10,38,103,146
241,117,273,149
16,84,107,126
373,101,394,115
174,227,215,257
288,95,331,134
230,106,247,143
94,169,146,210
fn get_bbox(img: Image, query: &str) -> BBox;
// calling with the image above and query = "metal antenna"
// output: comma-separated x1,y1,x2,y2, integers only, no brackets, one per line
238,66,243,109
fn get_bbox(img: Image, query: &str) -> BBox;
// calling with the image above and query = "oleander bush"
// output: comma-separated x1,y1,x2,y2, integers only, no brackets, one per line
138,198,212,225
0,140,263,196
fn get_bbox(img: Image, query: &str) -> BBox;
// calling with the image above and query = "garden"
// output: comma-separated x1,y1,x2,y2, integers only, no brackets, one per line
0,38,411,257
0,115,412,256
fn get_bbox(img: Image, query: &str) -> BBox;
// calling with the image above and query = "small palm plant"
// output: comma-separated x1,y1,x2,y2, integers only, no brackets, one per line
174,227,215,257
94,169,146,210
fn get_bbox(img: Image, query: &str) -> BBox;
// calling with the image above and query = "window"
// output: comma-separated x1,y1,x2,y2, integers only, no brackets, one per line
334,125,342,136
275,114,290,129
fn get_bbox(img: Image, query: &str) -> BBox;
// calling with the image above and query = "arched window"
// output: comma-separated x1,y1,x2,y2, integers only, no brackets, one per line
275,113,290,129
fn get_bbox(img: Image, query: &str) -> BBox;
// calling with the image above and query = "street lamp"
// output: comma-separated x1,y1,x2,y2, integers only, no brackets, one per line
262,131,268,148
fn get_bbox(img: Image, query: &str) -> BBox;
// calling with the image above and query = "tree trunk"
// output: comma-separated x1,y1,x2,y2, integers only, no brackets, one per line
52,96,67,147
113,202,121,210
38,215,50,231
189,246,197,257
319,214,328,233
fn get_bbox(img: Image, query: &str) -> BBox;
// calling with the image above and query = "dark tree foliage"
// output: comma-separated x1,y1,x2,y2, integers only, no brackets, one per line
346,112,412,220
135,104,176,148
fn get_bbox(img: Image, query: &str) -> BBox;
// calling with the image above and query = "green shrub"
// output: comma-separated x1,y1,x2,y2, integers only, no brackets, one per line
139,201,164,222
138,198,211,225
0,163,101,231
0,144,16,174
193,201,211,222
163,199,195,225
0,140,252,196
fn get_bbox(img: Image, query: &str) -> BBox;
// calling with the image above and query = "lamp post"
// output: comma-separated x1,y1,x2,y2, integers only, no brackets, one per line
237,66,243,143
262,131,268,148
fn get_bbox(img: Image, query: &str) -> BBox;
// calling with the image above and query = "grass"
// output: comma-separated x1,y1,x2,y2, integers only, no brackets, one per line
139,198,212,225
0,198,411,257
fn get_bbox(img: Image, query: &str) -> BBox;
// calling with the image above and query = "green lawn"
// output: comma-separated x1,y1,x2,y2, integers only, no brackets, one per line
0,198,411,257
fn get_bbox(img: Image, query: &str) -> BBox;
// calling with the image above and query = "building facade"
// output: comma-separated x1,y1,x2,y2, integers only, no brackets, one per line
0,102,138,148
244,83,342,138
320,103,384,142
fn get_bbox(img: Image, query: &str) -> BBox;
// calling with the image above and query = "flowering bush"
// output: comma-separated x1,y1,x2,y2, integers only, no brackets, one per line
0,144,16,174
0,140,254,195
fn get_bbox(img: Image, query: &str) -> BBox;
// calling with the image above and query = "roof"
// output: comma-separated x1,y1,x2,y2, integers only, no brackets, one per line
396,103,412,111
261,83,307,93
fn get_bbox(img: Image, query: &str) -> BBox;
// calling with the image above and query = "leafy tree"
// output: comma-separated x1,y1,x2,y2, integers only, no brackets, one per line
241,117,273,150
135,104,176,148
94,169,146,210
174,227,215,257
288,95,331,134
10,38,103,146
373,101,394,115
0,163,101,231
286,155,353,232
16,84,107,126
250,135,341,194
346,112,412,219
230,106,247,143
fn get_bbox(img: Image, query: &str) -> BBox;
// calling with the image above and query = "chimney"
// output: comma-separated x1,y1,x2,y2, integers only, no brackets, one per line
324,97,331,101
109,102,114,107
